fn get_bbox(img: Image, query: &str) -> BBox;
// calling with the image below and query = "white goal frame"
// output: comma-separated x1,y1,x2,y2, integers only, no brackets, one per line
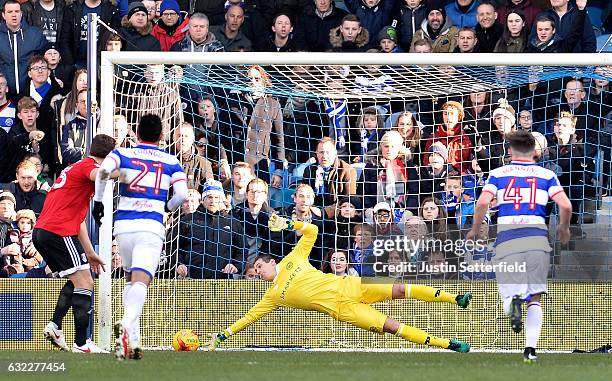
98,51,612,350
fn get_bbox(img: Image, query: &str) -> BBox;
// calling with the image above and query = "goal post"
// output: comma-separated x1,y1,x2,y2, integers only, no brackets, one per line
97,51,612,351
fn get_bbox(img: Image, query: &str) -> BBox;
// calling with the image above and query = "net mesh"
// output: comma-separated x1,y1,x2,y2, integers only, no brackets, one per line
97,58,612,350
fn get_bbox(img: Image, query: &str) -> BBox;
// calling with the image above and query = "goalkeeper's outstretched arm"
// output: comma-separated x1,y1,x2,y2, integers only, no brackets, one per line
268,215,319,261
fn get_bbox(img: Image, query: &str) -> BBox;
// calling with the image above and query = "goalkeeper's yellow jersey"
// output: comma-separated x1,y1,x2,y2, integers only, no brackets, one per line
227,221,345,336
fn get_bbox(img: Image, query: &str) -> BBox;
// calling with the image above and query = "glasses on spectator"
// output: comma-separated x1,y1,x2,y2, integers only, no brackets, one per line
29,66,48,72
376,212,391,218
162,12,178,17
519,115,532,120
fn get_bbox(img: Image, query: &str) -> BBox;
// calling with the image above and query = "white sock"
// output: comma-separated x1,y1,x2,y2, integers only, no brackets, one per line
123,282,132,307
129,320,140,346
121,282,148,330
525,302,543,348
502,297,512,315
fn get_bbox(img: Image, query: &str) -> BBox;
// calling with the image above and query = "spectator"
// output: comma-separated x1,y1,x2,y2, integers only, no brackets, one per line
350,223,375,276
178,179,246,279
358,130,419,213
402,215,428,261
59,88,87,165
518,109,534,131
24,152,51,191
531,0,595,52
232,177,277,263
454,27,479,52
391,111,424,166
191,0,226,25
494,9,529,52
53,68,87,146
44,47,69,90
141,0,158,23
223,161,254,208
418,141,452,202
10,97,53,172
209,4,252,51
397,0,427,52
326,13,370,52
23,0,66,44
353,105,384,163
294,0,348,52
446,0,480,29
558,78,597,158
479,98,516,169
171,13,224,53
181,188,201,215
194,96,230,179
243,65,285,187
118,1,161,51
302,137,357,217
259,13,297,52
383,249,410,279
464,88,492,124
2,160,47,214
0,0,50,95
172,121,213,191
242,263,258,279
409,38,433,52
151,0,189,51
371,201,403,237
378,25,403,52
475,2,503,52
113,114,132,147
321,249,359,276
411,0,459,53
0,123,44,184
251,0,309,29
344,0,395,47
59,0,120,69
7,208,42,273
419,196,447,239
0,72,16,132
110,238,125,279
497,0,542,28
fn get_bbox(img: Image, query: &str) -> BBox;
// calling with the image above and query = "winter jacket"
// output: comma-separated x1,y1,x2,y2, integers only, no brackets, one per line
151,12,190,51
209,24,252,51
2,182,47,215
178,206,246,279
423,124,474,174
397,2,427,51
293,3,347,52
326,25,370,52
244,95,285,168
475,22,503,53
60,114,86,165
411,18,459,53
496,0,542,29
494,34,527,53
530,5,596,53
526,8,587,53
119,17,161,52
58,0,120,68
302,158,357,214
445,0,480,29
344,0,396,47
0,20,50,95
258,34,298,52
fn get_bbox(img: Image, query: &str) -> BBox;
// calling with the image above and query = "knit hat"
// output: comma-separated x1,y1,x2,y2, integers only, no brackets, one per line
427,0,446,19
377,26,397,44
128,1,148,20
492,98,516,127
15,209,36,224
0,191,16,206
201,179,225,198
159,0,180,14
429,141,449,162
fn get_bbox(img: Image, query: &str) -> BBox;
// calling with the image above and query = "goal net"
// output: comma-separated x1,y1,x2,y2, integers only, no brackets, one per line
96,51,612,352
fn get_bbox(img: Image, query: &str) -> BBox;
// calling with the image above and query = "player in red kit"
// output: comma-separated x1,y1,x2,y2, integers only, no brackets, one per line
33,134,116,353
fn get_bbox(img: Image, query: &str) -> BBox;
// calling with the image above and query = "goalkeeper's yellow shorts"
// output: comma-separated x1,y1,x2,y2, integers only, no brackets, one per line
334,276,394,334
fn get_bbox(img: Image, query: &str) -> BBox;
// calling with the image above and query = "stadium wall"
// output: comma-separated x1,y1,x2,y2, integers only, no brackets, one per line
1,279,610,351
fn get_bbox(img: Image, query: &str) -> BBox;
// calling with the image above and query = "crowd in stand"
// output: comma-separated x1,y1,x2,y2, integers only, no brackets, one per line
0,0,610,280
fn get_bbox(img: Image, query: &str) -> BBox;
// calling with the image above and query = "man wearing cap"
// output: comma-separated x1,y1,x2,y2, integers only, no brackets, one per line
118,1,161,51
0,191,17,275
58,0,120,69
410,0,459,53
151,0,189,51
372,201,402,237
178,179,246,279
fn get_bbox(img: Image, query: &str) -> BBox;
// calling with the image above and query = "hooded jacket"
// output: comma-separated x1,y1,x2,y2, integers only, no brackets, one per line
445,0,480,29
58,0,120,67
326,24,370,52
411,17,458,53
293,3,347,52
398,2,427,51
0,20,49,95
152,11,190,51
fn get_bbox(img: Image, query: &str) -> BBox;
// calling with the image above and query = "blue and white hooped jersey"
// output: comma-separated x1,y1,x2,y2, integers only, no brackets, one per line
482,160,564,254
108,143,186,238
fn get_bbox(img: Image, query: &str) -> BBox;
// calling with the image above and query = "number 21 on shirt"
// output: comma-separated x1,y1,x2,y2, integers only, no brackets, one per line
128,159,164,195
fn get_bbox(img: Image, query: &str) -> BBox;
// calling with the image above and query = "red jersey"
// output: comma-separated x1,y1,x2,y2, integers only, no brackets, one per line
36,157,99,236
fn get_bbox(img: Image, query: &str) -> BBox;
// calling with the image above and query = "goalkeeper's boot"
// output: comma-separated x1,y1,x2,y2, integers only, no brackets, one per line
72,340,109,353
455,293,472,309
510,295,523,333
523,347,538,364
43,321,69,351
448,339,470,353
114,322,130,361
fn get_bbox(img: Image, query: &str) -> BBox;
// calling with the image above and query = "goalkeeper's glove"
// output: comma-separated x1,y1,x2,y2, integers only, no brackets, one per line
92,201,104,225
203,332,227,352
268,214,294,232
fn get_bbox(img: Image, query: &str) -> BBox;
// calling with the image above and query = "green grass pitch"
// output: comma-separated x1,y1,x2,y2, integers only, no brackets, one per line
1,351,610,381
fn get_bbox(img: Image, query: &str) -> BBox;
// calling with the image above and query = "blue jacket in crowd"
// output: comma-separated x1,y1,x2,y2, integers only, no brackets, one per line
445,0,480,29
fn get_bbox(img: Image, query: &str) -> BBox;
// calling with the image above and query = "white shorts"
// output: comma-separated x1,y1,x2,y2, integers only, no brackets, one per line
116,232,164,280
495,250,550,303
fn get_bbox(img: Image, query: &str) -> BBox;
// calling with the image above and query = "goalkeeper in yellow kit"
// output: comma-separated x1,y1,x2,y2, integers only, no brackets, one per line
205,215,471,352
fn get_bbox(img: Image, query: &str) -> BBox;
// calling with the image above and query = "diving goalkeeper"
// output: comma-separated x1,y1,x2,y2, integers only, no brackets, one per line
205,216,471,352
